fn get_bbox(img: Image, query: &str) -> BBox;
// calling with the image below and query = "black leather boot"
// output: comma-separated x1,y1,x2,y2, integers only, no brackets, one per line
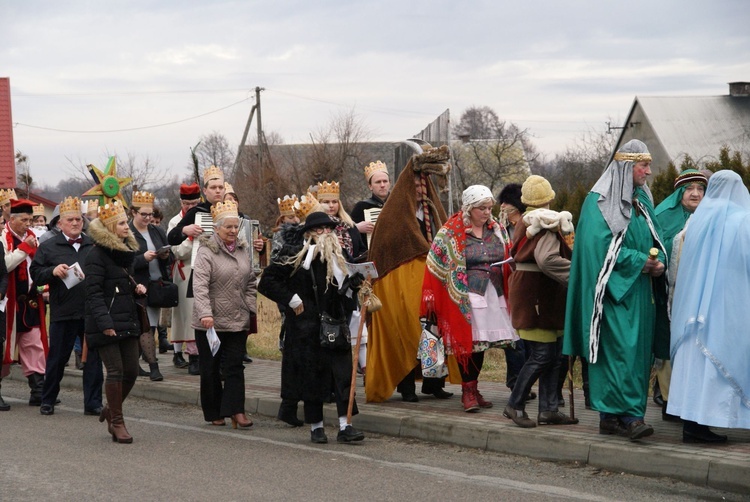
173,352,189,368
188,355,200,376
149,363,163,382
683,420,728,443
28,372,44,406
157,327,173,353
0,379,10,411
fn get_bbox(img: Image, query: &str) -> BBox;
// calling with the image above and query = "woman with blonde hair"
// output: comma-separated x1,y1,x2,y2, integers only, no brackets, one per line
316,181,365,262
84,201,146,443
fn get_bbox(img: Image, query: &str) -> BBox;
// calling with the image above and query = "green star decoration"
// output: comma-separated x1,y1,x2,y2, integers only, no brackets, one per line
82,156,133,207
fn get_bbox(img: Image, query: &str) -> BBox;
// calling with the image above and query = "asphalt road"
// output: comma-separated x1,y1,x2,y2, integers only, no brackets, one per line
0,379,742,502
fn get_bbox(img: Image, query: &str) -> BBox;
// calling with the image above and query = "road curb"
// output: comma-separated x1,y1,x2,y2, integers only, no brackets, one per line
10,365,750,495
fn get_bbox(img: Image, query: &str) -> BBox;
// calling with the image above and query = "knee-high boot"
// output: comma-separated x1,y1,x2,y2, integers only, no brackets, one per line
100,378,136,428
105,382,133,443
28,372,44,406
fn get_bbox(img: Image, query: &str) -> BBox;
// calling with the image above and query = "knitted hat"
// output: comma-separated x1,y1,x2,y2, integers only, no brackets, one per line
498,183,525,213
462,185,494,207
521,175,555,207
674,168,708,190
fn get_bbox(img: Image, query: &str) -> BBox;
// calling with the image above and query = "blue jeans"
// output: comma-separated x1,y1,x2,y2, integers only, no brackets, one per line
507,338,562,413
42,319,103,411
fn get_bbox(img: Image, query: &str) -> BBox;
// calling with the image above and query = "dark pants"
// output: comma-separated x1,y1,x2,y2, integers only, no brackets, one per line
503,340,528,390
508,338,562,412
397,364,446,395
42,320,104,411
98,337,140,388
195,329,246,421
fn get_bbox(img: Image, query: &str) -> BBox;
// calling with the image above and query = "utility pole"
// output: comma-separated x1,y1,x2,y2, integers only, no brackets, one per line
255,86,264,187
232,86,264,185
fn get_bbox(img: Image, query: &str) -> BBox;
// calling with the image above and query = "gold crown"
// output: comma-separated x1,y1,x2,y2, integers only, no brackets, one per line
98,201,127,225
203,165,224,183
224,181,235,194
132,191,155,208
210,200,239,222
58,197,81,217
85,198,100,216
294,192,319,220
316,181,340,201
33,204,46,217
364,160,388,182
277,194,298,217
0,188,18,206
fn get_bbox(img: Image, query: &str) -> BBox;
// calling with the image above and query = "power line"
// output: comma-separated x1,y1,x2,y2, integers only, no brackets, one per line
13,88,252,97
14,97,252,134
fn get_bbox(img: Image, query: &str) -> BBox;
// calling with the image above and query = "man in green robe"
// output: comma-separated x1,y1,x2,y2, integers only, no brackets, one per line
652,168,707,418
564,139,668,441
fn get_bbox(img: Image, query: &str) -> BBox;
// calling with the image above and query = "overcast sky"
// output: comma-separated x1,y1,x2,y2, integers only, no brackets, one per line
3,0,749,190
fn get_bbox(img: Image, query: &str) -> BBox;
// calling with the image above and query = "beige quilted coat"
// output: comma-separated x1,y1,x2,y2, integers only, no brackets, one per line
191,233,257,332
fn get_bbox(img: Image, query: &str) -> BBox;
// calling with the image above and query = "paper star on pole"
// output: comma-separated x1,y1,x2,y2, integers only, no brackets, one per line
82,156,133,207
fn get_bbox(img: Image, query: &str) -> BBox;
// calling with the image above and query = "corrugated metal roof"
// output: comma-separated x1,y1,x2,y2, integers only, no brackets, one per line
637,95,750,163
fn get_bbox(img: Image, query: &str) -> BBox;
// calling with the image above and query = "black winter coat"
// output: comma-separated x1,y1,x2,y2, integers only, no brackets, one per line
129,222,172,286
258,225,358,408
83,219,143,348
30,232,93,322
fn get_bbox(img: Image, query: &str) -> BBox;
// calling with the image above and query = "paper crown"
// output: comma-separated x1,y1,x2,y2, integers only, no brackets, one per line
224,182,236,194
364,161,388,182
203,165,224,183
98,201,127,225
0,188,18,206
316,181,340,201
277,194,298,217
294,192,319,221
132,191,155,208
85,199,99,216
58,197,81,217
210,200,239,222
33,204,46,217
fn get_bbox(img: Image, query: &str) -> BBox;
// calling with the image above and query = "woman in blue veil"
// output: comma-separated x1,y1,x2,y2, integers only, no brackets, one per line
668,170,750,443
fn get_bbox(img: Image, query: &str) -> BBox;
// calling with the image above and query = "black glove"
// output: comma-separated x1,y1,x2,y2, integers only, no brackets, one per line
348,272,365,290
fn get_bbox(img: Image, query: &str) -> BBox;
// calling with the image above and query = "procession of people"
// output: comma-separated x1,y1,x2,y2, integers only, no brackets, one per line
1,140,748,449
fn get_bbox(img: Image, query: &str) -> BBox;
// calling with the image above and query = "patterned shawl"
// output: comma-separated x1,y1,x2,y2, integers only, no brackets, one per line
421,212,511,366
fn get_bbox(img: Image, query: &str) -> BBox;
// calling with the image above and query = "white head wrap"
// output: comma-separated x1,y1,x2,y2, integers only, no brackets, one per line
462,185,494,208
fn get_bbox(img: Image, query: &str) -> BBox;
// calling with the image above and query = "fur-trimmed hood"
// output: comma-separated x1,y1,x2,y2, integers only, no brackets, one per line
198,232,248,254
88,218,140,252
87,218,140,268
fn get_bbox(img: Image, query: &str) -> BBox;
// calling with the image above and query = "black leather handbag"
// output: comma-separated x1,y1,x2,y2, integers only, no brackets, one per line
310,268,350,351
146,279,179,308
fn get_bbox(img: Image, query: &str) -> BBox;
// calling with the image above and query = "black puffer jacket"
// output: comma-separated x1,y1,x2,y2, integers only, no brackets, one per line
83,218,142,348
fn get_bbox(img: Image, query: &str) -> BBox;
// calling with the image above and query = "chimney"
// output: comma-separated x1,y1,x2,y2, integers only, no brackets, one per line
729,82,750,97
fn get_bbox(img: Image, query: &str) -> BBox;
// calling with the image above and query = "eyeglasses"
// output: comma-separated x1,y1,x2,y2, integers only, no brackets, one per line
314,227,332,234
139,212,153,218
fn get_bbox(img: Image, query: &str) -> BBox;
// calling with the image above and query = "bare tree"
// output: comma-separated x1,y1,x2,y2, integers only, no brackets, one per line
15,151,31,193
450,107,536,198
192,132,236,181
454,106,502,140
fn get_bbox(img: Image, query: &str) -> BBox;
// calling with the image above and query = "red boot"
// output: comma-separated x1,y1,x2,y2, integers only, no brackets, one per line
475,384,493,408
461,381,480,412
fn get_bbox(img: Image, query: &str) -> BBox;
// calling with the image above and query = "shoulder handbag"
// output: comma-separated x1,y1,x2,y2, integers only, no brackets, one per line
123,269,152,336
418,318,448,378
310,267,350,351
147,278,179,308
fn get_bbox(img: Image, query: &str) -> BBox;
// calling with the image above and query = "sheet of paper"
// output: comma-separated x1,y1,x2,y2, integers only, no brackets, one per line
363,208,381,248
206,326,221,356
347,261,378,279
62,262,85,289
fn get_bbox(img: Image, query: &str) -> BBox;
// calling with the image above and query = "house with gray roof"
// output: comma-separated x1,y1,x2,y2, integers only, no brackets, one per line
614,82,750,172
